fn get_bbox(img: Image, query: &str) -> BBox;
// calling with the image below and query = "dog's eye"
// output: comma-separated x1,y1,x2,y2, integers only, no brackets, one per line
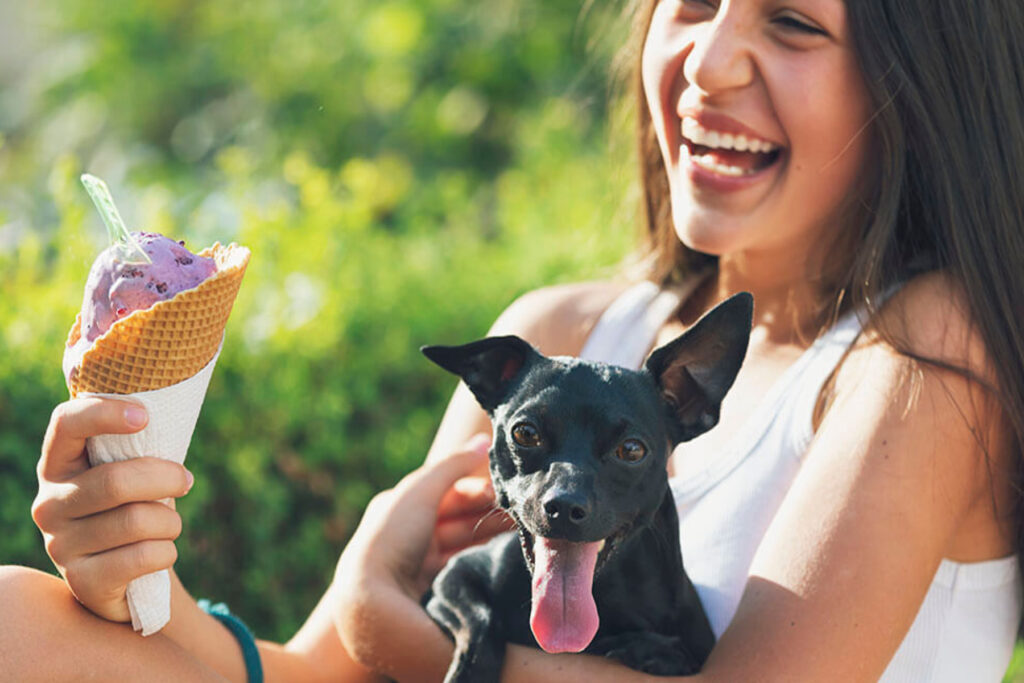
615,439,647,463
511,422,542,448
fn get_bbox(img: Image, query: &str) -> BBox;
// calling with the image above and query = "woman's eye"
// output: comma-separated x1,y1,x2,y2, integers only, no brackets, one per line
615,439,647,463
511,423,542,448
774,14,826,36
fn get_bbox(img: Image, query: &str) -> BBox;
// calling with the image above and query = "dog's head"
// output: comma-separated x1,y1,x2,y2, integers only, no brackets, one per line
423,292,752,653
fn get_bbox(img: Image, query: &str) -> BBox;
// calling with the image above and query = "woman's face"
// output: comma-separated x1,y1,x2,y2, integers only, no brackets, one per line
642,0,871,267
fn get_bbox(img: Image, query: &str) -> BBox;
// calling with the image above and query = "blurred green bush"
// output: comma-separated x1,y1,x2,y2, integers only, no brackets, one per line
0,0,638,640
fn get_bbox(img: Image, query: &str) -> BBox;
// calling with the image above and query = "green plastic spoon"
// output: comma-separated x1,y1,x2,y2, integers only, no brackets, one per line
80,173,152,264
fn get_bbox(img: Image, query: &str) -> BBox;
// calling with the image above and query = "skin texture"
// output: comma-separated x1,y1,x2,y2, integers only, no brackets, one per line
0,0,1015,680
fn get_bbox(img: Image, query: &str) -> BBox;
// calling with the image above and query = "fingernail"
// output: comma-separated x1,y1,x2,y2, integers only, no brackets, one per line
124,406,147,428
184,469,194,492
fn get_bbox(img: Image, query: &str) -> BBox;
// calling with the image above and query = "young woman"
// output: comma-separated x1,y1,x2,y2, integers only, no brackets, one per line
3,0,1022,680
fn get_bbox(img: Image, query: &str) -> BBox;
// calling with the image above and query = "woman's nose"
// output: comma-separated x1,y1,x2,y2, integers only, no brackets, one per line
682,12,755,96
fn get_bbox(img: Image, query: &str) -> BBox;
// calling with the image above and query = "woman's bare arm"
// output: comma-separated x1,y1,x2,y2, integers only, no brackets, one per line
695,275,1011,681
341,275,1011,682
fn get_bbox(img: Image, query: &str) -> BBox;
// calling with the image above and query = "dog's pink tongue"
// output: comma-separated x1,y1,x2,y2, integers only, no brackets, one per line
529,536,602,653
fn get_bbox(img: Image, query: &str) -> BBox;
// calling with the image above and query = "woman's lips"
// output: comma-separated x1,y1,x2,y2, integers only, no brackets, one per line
681,116,781,154
680,141,786,193
672,112,786,192
677,109,783,147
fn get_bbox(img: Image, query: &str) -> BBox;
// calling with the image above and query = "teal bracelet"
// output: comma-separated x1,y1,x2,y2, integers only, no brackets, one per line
198,599,264,683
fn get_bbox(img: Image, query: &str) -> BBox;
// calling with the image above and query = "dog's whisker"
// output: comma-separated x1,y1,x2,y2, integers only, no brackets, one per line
471,507,506,537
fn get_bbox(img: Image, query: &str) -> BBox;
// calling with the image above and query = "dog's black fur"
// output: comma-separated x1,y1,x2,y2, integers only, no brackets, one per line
421,292,753,682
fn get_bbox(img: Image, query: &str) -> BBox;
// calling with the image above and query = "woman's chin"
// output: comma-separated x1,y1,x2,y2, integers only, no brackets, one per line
672,220,747,257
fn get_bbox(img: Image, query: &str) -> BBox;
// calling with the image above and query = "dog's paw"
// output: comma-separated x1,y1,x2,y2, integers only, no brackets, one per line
592,631,702,676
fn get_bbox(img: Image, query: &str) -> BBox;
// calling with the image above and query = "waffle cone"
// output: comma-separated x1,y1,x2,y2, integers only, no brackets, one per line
66,242,250,397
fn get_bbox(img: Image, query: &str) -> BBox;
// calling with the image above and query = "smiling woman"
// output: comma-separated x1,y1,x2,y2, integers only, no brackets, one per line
2,0,1022,681
340,0,1023,680
639,0,873,274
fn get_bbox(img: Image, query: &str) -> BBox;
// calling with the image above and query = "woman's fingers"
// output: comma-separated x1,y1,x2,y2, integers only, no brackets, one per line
39,398,148,482
345,441,490,561
391,439,491,510
31,458,192,536
52,502,183,558
432,435,506,552
335,435,492,602
60,458,192,520
437,474,495,519
434,508,514,555
64,540,179,622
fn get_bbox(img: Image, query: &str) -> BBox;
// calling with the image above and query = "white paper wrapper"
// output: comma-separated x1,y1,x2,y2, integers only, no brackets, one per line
80,343,222,636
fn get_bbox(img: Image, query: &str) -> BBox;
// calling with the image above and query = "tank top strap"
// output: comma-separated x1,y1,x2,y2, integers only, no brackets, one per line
773,308,867,457
580,280,871,461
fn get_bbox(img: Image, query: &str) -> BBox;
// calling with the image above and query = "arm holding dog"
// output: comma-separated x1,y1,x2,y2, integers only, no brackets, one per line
336,277,1011,682
695,277,1013,681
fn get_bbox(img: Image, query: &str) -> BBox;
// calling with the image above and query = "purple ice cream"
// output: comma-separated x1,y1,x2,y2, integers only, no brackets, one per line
78,232,216,342
63,232,217,380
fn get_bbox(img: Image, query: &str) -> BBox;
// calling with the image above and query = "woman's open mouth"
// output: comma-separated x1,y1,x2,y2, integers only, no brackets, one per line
680,116,785,182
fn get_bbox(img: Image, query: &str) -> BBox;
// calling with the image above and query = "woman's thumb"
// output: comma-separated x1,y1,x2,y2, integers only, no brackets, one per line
399,436,490,503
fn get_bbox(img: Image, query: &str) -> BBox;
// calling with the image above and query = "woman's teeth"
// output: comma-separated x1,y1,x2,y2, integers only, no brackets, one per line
681,117,780,154
690,153,754,177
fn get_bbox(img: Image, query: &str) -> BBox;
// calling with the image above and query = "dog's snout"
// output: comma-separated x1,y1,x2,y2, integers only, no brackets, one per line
541,491,590,525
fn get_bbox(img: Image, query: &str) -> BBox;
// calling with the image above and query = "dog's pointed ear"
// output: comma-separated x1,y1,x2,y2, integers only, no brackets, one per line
422,335,539,414
644,292,753,442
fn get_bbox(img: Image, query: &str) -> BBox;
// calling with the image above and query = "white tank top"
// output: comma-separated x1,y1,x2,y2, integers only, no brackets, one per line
579,281,1022,682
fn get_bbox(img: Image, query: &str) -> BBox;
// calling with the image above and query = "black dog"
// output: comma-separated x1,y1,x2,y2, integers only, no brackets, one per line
421,292,752,682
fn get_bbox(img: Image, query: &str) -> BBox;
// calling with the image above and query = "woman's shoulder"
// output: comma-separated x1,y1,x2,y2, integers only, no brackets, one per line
487,280,632,358
822,276,1014,560
825,269,1002,449
861,270,994,382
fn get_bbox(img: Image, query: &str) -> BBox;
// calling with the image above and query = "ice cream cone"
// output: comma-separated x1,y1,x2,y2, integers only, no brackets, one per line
66,241,250,397
65,240,250,636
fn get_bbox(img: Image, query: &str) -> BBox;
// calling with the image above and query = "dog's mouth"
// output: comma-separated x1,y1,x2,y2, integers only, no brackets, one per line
514,519,628,654
517,526,623,575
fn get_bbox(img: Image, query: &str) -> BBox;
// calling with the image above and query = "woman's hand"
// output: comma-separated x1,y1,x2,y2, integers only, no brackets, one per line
337,436,492,598
31,398,194,623
332,439,491,680
425,434,513,581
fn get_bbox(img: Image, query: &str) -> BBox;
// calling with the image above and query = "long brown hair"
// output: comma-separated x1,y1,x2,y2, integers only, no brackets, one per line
627,0,1024,571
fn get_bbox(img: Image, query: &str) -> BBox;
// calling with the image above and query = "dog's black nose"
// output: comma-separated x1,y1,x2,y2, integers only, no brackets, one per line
542,492,589,525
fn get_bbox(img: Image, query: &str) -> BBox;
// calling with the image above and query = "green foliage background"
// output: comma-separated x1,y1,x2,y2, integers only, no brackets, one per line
3,3,1021,678
0,0,640,642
